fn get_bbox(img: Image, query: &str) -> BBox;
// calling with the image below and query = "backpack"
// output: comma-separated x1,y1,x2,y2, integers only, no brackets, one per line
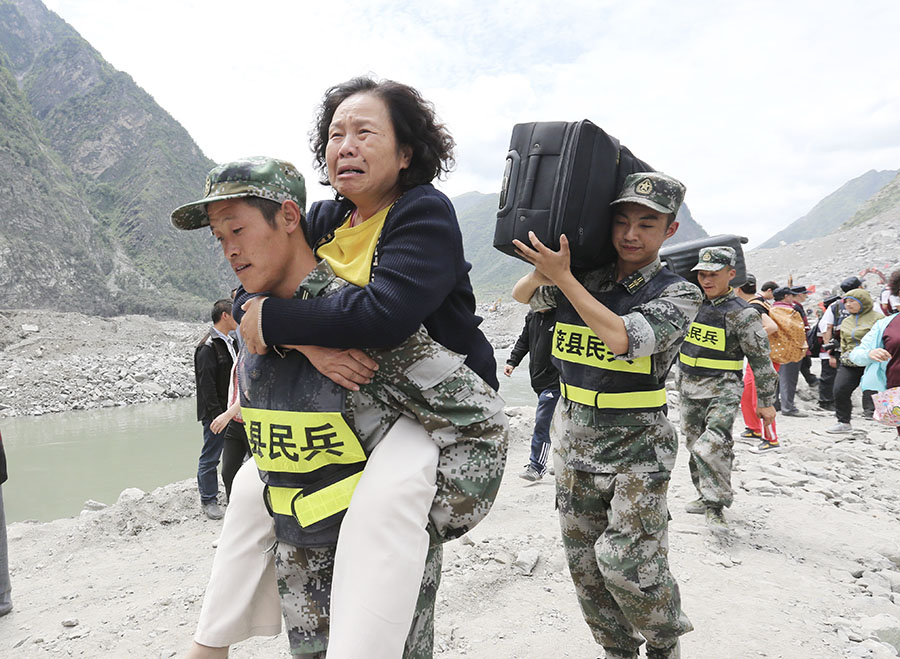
806,322,821,358
768,305,807,364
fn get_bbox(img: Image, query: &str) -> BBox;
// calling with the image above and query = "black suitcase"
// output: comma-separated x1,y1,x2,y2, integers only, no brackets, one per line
493,119,652,269
659,234,749,287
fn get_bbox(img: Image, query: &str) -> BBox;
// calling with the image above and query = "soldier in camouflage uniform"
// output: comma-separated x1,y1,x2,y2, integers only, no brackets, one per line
511,173,700,659
171,157,507,659
264,259,507,658
675,247,777,529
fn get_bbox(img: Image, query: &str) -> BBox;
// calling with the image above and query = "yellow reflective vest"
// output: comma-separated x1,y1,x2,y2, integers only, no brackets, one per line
678,295,747,375
238,348,380,548
551,267,682,413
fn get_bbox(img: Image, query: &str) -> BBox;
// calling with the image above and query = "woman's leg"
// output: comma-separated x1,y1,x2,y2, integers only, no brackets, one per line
833,364,857,424
191,459,281,652
326,416,439,659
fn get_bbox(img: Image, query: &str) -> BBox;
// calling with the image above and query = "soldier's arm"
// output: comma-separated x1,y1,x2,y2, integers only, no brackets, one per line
735,309,777,407
513,231,629,352
620,281,703,359
555,274,630,355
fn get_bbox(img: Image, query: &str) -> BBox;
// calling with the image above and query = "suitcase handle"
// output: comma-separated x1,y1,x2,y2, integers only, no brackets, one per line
520,149,541,209
498,150,520,215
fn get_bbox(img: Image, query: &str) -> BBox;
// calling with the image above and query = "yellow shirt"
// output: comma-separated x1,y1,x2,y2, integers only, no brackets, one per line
315,205,391,287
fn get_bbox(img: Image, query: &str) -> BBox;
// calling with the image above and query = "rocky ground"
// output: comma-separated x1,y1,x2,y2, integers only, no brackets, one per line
2,213,900,657
0,310,203,418
0,302,526,419
2,367,900,658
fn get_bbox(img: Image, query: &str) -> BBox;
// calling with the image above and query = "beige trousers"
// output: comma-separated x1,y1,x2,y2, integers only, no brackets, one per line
193,416,438,657
193,458,281,647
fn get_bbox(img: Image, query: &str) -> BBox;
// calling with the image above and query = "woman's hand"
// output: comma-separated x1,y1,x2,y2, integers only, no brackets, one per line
869,348,892,362
512,232,572,286
291,345,378,391
829,355,838,368
210,411,231,435
240,297,268,354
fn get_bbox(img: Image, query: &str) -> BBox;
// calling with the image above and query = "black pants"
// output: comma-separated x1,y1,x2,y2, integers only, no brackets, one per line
800,355,817,385
819,358,837,404
222,419,250,501
833,364,875,424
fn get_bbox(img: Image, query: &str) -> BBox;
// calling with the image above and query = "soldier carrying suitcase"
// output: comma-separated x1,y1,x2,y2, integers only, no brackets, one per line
511,172,699,659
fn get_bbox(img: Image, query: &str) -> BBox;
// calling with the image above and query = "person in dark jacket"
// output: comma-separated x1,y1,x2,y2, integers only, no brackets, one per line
790,285,818,388
0,428,10,617
505,309,559,481
193,299,238,520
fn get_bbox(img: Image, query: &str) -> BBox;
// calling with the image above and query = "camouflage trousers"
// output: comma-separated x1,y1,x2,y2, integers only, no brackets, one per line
274,541,443,658
271,408,507,658
555,458,692,655
679,393,740,509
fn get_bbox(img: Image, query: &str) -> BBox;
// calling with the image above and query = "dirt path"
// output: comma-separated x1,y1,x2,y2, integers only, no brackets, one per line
4,387,900,658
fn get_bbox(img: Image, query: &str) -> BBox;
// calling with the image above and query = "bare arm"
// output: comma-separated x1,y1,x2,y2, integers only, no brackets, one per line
512,270,551,304
210,399,241,435
760,312,778,335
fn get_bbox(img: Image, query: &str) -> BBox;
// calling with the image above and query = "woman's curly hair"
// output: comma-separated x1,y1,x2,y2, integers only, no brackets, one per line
310,76,455,193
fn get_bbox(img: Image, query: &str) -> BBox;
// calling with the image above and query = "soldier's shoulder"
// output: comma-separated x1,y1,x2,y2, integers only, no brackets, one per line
729,307,768,342
729,304,764,326
577,266,610,290
659,277,703,302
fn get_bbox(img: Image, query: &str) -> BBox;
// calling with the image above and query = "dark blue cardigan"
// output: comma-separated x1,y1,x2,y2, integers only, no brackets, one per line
256,184,498,390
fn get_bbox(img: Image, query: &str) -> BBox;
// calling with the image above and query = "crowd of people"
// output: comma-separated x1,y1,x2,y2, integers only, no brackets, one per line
2,74,889,657
165,73,899,658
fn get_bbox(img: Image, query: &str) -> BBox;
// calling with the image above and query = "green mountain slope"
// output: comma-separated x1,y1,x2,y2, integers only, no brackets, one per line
0,47,113,310
0,0,229,318
757,169,898,250
842,170,900,229
454,191,708,301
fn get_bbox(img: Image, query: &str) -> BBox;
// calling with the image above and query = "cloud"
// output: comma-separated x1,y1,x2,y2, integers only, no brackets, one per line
40,0,900,245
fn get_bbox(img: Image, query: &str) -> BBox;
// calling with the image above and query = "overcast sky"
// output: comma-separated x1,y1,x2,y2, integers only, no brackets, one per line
43,0,900,247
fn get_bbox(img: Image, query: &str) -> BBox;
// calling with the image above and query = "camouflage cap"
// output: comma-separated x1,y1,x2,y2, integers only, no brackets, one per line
610,172,686,214
691,246,736,272
170,157,306,230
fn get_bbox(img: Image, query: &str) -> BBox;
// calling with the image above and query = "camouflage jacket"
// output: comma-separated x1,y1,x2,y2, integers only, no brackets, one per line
530,257,702,473
675,288,777,406
295,260,508,541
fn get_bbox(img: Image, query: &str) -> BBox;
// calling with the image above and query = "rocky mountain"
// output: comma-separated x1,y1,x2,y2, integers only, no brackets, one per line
844,170,900,230
746,190,900,298
455,191,708,300
0,0,230,318
757,169,898,250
